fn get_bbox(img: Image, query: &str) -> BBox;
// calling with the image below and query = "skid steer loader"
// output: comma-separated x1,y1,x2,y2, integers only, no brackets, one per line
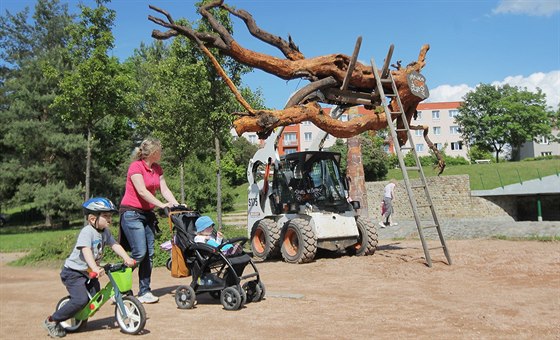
246,107,378,263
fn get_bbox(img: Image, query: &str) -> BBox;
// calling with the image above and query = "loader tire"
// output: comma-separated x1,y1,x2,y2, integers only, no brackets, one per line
251,218,281,260
281,218,317,264
349,217,378,256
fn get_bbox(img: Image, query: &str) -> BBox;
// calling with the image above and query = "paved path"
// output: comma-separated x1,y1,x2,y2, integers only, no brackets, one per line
377,217,560,240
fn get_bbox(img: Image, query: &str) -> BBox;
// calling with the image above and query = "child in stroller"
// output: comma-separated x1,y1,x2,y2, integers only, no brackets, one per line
194,216,242,256
166,207,265,311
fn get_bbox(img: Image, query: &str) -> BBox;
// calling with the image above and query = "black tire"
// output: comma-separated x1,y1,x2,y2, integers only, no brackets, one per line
220,286,243,311
166,258,172,271
251,218,281,260
56,296,87,332
175,285,196,309
280,218,317,264
242,280,262,303
349,217,378,256
257,281,266,301
114,296,146,335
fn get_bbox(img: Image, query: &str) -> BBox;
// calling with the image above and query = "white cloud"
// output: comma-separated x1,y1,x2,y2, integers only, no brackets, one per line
492,0,560,17
428,84,472,103
428,70,560,109
492,71,560,109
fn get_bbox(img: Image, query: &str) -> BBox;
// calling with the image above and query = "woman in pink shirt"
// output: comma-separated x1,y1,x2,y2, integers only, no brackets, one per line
119,138,179,304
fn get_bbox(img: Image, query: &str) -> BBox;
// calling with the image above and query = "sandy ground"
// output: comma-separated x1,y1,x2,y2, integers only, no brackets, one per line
1,239,559,339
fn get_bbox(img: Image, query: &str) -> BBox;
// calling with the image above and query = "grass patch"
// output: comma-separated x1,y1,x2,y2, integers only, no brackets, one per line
0,228,81,252
387,159,560,190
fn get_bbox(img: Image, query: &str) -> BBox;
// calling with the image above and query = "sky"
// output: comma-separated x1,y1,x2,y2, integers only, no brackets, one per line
2,0,559,109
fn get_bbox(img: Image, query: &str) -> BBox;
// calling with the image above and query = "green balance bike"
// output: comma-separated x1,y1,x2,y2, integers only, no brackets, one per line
55,263,146,335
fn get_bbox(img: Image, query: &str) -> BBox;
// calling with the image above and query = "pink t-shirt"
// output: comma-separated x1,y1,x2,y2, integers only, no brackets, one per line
120,160,163,211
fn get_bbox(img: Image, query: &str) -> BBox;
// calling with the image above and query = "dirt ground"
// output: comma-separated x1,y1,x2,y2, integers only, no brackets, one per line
1,239,559,339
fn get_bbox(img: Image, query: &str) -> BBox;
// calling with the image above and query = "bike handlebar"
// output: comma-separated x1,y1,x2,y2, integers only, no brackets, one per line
88,260,137,279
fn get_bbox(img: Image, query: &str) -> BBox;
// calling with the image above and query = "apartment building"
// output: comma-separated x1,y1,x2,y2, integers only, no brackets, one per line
239,102,468,158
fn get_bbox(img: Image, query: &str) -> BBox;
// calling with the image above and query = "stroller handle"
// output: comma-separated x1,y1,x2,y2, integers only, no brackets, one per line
163,205,190,217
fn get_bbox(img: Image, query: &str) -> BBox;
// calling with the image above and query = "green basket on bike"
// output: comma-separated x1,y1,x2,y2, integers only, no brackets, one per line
112,267,133,292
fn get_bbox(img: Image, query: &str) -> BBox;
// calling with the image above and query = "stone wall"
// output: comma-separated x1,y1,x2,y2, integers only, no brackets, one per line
366,175,517,221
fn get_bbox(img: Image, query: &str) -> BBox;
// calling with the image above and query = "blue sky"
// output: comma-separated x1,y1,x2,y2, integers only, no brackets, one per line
2,0,559,109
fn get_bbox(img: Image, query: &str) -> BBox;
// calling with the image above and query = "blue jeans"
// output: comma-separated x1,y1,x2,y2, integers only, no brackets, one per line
120,210,155,296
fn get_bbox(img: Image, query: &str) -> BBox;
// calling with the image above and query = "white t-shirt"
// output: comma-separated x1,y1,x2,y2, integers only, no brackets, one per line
384,182,396,199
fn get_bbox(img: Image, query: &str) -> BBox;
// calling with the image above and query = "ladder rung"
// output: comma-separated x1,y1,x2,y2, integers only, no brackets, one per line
396,128,408,132
400,146,413,150
405,166,420,171
428,246,444,251
422,224,439,229
380,78,392,84
411,184,426,189
416,204,432,209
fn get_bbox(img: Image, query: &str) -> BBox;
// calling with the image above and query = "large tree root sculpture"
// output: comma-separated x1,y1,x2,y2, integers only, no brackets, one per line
148,0,445,173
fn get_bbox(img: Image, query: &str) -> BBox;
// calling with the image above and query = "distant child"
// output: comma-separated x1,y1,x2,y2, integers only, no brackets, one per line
194,216,241,255
43,198,135,338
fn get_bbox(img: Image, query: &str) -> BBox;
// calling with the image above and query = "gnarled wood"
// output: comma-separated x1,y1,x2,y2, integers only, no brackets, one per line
148,1,444,173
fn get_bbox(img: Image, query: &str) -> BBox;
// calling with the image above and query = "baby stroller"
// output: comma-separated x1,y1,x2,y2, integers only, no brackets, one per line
167,207,265,311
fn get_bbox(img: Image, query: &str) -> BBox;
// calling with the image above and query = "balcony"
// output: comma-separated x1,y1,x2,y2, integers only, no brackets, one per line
283,139,298,146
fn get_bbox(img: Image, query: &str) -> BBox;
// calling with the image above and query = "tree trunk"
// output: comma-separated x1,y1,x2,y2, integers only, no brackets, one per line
179,162,185,204
347,136,369,218
85,127,92,200
214,136,222,229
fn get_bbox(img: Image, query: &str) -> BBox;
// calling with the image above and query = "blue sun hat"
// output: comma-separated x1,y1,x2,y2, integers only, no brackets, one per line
195,216,214,233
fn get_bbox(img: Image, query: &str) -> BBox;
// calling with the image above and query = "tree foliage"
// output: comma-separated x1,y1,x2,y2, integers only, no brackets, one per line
329,134,389,181
456,84,552,162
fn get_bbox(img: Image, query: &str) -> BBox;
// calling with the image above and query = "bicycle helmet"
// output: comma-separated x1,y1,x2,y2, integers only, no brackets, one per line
82,197,118,215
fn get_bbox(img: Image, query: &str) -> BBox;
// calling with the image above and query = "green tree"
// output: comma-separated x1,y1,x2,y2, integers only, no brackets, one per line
52,0,137,200
329,134,389,181
222,137,258,186
456,84,552,162
0,0,84,225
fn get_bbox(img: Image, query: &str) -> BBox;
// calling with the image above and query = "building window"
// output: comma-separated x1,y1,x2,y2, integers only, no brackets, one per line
341,114,349,122
416,144,424,152
284,148,297,154
541,151,552,156
304,132,312,141
302,121,311,125
415,129,423,136
449,109,459,118
248,135,257,144
432,110,440,119
283,133,297,146
435,143,443,150
538,136,549,144
433,126,441,135
416,111,422,120
451,141,463,150
450,126,460,134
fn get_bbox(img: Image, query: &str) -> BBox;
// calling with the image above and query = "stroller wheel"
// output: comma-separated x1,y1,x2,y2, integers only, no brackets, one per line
243,281,266,302
175,285,196,309
166,258,172,271
220,287,243,311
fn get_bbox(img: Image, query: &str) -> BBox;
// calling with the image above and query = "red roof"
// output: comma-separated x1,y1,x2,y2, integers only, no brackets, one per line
417,101,462,110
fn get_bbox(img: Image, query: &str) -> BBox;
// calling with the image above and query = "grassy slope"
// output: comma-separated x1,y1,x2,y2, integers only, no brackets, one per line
386,159,560,190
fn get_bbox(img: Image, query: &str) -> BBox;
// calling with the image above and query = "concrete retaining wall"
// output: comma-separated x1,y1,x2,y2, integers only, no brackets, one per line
366,175,517,221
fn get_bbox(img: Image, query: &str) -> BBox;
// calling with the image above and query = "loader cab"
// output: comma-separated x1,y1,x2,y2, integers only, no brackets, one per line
271,151,350,214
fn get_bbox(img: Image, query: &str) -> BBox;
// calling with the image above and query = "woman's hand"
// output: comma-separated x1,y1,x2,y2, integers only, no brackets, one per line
124,257,137,268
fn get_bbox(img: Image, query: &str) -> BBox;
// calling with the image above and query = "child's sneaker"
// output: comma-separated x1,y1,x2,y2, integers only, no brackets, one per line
43,317,66,338
138,292,159,304
378,222,387,228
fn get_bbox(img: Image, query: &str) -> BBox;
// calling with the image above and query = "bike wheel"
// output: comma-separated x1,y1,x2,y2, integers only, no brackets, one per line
114,296,146,335
55,296,87,332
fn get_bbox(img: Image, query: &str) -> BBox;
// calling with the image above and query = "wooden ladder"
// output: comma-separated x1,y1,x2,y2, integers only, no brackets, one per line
370,50,452,267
